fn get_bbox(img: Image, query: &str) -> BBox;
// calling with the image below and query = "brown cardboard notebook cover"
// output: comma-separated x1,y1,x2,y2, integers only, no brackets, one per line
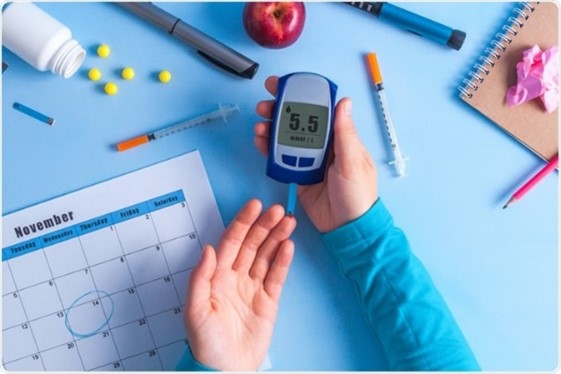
459,2,559,161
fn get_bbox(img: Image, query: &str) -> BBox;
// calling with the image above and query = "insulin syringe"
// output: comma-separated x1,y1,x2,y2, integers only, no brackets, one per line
366,53,407,177
117,104,240,152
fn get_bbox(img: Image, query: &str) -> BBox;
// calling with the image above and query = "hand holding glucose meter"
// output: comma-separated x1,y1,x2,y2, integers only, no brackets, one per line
267,72,337,185
266,72,337,215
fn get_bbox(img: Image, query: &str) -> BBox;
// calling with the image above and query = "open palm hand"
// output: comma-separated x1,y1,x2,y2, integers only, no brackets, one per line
185,200,296,370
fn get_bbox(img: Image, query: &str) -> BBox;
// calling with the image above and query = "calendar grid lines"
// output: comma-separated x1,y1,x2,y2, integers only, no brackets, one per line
3,294,189,340
3,334,189,372
3,190,194,370
73,227,123,370
147,206,184,319
3,267,197,329
2,261,46,371
87,337,188,372
40,242,87,371
2,231,198,298
3,263,195,370
2,301,191,367
3,153,224,371
145,200,196,319
109,206,165,370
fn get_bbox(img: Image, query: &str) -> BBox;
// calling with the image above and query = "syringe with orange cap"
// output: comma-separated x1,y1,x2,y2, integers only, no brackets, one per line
116,104,239,152
366,53,407,177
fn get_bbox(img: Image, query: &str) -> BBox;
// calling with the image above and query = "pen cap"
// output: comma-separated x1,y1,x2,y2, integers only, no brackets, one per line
448,29,466,51
117,2,258,79
172,21,259,79
366,53,383,85
2,2,85,78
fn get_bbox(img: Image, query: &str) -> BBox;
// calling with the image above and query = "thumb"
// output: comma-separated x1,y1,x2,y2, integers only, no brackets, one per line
332,98,362,166
187,245,217,307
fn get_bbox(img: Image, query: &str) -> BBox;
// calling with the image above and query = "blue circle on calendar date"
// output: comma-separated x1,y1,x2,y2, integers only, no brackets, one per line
65,290,114,339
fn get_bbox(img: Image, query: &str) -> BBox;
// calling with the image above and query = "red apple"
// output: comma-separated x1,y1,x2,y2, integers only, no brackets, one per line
243,2,306,49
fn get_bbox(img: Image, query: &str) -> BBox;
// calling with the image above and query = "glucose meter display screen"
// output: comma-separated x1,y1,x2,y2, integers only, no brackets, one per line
277,102,328,149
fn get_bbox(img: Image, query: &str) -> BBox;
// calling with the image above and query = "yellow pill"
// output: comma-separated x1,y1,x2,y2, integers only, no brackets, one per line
121,67,135,80
88,68,102,81
158,70,172,83
104,82,118,95
97,44,111,58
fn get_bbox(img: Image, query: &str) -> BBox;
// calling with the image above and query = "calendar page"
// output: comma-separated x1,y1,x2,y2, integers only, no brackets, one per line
2,151,225,371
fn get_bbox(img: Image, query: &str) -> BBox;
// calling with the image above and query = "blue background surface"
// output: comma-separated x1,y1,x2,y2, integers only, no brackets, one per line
2,2,558,371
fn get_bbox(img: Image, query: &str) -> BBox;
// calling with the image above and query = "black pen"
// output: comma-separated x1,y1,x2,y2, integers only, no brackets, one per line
116,2,259,79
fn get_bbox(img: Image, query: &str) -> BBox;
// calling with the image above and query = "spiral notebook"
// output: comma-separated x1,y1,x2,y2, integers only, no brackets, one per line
459,2,558,161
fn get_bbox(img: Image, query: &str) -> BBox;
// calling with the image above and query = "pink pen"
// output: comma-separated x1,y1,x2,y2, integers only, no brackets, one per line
503,154,559,209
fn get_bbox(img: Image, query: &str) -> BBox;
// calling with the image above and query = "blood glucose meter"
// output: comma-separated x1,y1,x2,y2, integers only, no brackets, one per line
266,72,337,185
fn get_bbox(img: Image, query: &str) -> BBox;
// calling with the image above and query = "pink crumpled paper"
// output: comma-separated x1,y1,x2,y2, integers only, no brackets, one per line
506,45,559,113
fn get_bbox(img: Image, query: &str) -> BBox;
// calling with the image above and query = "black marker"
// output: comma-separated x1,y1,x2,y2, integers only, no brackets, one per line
116,2,259,79
346,2,466,50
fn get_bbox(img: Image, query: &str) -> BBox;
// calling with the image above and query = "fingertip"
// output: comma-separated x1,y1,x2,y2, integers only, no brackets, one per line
203,244,216,260
193,244,216,280
233,199,263,228
254,121,269,136
336,97,353,117
281,208,297,225
265,76,279,96
269,203,287,218
288,214,297,229
276,213,297,241
256,100,275,118
246,198,263,213
203,243,215,254
334,97,357,135
254,121,270,156
254,136,269,156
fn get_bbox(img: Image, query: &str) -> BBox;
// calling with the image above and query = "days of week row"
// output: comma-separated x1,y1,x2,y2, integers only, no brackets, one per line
3,190,186,262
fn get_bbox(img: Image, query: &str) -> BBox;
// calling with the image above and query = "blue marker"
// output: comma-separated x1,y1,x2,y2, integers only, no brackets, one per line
267,72,337,215
346,2,466,50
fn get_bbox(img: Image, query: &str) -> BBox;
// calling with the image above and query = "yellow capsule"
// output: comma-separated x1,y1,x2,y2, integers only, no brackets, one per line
121,67,135,80
104,82,118,95
97,44,111,58
88,68,102,81
158,70,172,83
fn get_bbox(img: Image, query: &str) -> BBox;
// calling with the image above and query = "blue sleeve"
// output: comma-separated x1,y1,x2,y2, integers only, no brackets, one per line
176,346,216,371
321,199,480,371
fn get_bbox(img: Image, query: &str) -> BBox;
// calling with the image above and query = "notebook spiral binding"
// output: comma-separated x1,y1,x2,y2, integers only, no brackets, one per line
458,2,537,99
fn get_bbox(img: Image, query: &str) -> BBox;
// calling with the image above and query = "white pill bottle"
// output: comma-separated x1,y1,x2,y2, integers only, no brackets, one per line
2,2,86,78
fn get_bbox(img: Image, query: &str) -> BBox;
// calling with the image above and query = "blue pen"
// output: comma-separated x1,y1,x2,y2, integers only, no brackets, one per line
346,2,466,50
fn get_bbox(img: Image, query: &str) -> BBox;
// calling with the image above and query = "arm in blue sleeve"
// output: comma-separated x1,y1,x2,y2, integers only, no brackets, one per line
321,199,480,371
176,346,216,371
